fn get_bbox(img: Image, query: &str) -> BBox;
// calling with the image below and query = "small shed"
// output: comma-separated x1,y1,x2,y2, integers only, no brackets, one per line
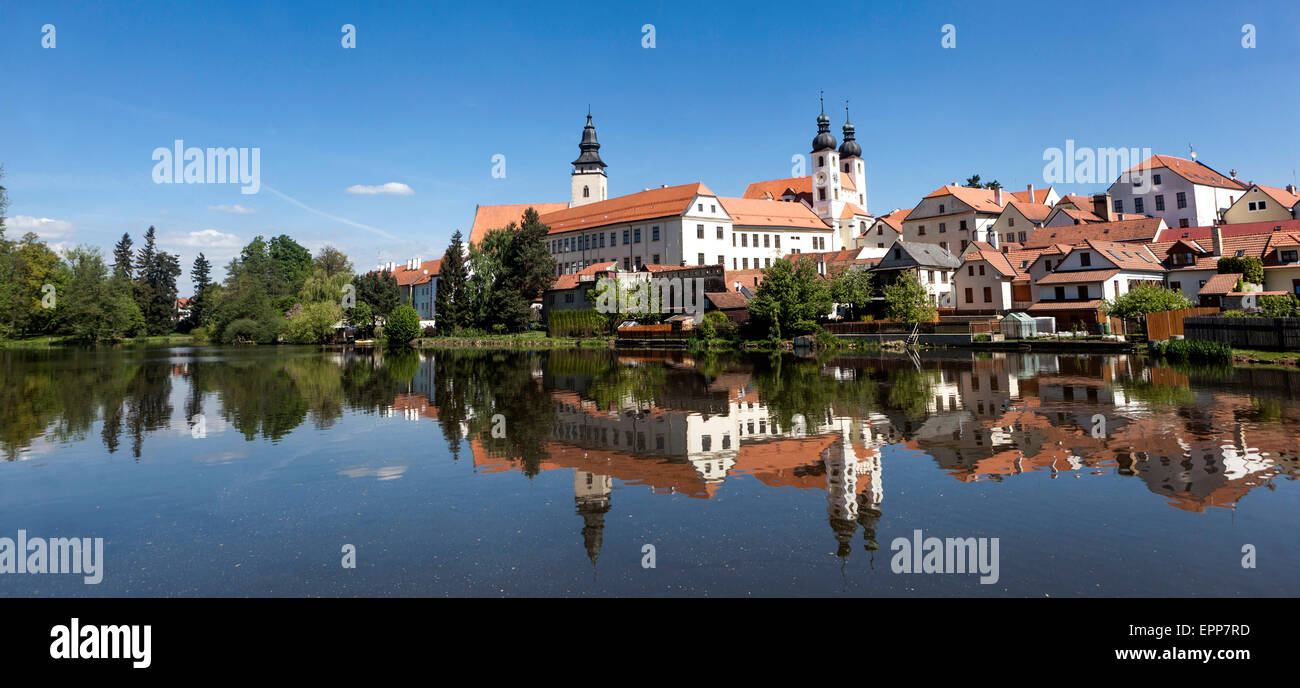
1001,312,1037,339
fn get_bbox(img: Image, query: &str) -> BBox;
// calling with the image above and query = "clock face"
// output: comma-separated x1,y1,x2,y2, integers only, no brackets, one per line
815,172,827,184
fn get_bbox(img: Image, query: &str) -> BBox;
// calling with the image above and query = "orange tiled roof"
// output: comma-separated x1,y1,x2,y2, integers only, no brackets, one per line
911,184,1010,217
1010,187,1053,204
717,196,829,229
1024,217,1164,248
392,258,443,286
1253,184,1300,209
1155,218,1300,242
549,261,620,291
1006,200,1052,222
1026,299,1105,311
1199,272,1242,295
1080,239,1165,271
469,202,569,246
868,208,909,235
542,182,713,233
839,202,870,219
742,176,812,200
1124,154,1248,190
1036,268,1121,285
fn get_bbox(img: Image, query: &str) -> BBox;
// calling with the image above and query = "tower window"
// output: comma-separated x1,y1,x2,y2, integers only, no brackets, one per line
818,187,826,201
818,155,825,168
583,186,589,198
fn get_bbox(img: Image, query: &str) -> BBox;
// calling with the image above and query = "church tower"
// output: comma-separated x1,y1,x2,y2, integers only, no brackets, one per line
570,109,607,208
809,95,843,224
839,106,866,211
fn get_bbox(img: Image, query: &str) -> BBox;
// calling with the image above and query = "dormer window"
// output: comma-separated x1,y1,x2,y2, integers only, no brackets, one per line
1283,250,1299,263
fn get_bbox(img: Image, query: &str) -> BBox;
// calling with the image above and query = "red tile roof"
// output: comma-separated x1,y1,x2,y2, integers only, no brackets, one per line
391,258,443,286
718,196,829,229
1080,239,1165,271
705,291,749,309
743,176,812,201
469,202,568,246
1123,154,1247,190
549,261,620,291
1010,187,1054,204
1036,268,1121,285
1006,200,1052,222
1199,272,1242,296
542,182,713,233
1024,217,1164,248
1027,299,1105,311
910,184,1010,218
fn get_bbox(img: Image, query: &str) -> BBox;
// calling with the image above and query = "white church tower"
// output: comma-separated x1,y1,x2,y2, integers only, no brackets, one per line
570,109,607,208
809,96,843,223
838,106,866,211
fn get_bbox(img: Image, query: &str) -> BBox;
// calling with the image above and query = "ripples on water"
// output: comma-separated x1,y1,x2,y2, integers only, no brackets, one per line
1,346,1297,596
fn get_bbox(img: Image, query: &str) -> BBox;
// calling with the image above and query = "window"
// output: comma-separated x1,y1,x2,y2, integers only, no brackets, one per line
763,234,770,248
697,224,704,239
941,271,948,284
610,232,617,246
1045,259,1053,271
1113,199,1123,213
919,225,926,235
965,287,974,303
716,227,724,239
741,234,748,247
1170,281,1181,291
978,265,985,276
939,223,947,233
1282,250,1299,263
652,226,661,241
927,270,935,283
623,257,630,270
960,239,969,251
698,203,703,212
940,241,948,251
1176,192,1187,209
1009,217,1016,228
774,236,780,248
742,258,749,269
1077,286,1088,300
818,187,826,201
623,230,629,244
817,155,825,168
1134,198,1144,213
711,204,716,213
1153,174,1162,185
1079,253,1091,267
939,204,945,213
732,258,737,269
877,226,883,235
565,293,574,303
583,186,590,198
698,253,705,266
634,228,642,243
765,258,771,267
599,234,606,248
960,220,968,231
652,254,660,264
1054,286,1065,300
1018,231,1026,243
983,286,992,302
1155,195,1165,211
717,255,724,265
968,265,975,276
893,247,902,260
752,234,759,248
1179,218,1189,228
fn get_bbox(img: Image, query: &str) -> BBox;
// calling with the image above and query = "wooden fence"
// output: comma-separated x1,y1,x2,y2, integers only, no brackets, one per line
1184,316,1300,350
1146,307,1219,341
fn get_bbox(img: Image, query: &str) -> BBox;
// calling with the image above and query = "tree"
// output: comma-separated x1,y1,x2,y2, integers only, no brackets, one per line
112,233,134,281
1217,256,1264,285
882,271,937,323
346,301,374,336
0,164,7,232
467,208,557,333
135,227,182,335
268,234,314,300
747,257,833,338
285,301,343,344
0,232,64,336
60,246,144,342
354,269,399,321
313,245,353,279
1258,293,1300,318
190,253,212,327
134,226,157,283
964,174,982,188
830,268,873,321
434,230,470,332
1102,283,1191,318
385,304,420,345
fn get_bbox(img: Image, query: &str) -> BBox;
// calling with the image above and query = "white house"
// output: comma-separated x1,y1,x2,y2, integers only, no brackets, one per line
1107,154,1248,229
1026,239,1166,332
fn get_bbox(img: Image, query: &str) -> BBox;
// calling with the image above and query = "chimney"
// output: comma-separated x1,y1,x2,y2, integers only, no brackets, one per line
1093,193,1114,222
1288,184,1298,196
1026,183,1035,203
994,188,1004,206
1212,225,1223,257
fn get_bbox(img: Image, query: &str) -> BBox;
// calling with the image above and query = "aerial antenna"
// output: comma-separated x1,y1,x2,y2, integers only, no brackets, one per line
1188,142,1197,161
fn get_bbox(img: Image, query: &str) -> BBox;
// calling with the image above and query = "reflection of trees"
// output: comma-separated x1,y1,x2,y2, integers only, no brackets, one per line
882,366,936,420
751,353,879,431
433,351,556,477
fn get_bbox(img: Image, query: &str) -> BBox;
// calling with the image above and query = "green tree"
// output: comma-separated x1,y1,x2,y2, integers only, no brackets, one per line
346,301,374,336
285,301,343,344
1102,283,1192,318
1258,293,1300,318
112,232,134,281
882,271,937,323
268,234,314,300
747,257,833,338
355,269,399,321
189,252,212,327
830,268,873,321
385,304,420,345
313,245,353,279
0,232,64,336
434,229,470,332
1217,256,1264,285
60,246,144,342
135,227,182,335
467,208,557,333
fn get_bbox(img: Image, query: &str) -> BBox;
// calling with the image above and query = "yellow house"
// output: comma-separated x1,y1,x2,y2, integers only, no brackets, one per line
1222,184,1299,224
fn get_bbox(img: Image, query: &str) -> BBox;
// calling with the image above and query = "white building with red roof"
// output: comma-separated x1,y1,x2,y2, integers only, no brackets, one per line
1106,153,1248,229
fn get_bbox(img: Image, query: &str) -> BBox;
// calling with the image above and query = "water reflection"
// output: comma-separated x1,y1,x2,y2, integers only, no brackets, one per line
3,346,1299,571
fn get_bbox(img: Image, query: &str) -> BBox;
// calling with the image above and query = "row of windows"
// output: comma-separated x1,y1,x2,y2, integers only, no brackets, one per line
963,287,995,303
551,226,661,253
917,219,969,235
1115,191,1188,214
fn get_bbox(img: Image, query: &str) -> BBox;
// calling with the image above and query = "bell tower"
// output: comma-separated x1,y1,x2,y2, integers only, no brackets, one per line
570,108,607,208
809,93,842,225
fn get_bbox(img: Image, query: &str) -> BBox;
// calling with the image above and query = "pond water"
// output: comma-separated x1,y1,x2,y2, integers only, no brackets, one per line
1,345,1297,596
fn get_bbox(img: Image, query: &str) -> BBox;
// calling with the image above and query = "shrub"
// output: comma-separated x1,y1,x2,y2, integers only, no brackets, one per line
789,320,822,336
1217,256,1265,285
1162,339,1232,363
284,301,343,344
973,333,991,342
224,317,273,344
1259,293,1300,318
695,311,736,341
548,308,604,338
385,305,420,346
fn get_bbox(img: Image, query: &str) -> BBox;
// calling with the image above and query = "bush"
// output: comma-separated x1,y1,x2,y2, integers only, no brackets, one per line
284,301,343,344
973,333,991,342
1162,339,1232,363
696,311,736,341
1217,256,1265,285
1259,293,1300,318
789,320,823,336
385,305,420,346
224,317,274,344
548,309,604,338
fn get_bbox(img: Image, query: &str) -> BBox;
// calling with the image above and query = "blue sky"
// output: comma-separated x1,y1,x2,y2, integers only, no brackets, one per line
3,0,1299,292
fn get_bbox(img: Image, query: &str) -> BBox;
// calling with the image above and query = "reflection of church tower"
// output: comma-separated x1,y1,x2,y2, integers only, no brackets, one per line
574,471,613,565
824,439,859,560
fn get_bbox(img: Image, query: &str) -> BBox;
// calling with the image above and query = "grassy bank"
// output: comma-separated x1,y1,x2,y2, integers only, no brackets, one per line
0,334,197,349
1231,348,1300,367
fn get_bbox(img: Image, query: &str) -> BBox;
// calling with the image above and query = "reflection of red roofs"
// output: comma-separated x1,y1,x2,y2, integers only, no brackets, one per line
468,439,720,498
391,393,439,419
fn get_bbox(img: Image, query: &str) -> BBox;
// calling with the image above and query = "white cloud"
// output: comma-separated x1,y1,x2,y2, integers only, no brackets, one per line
172,229,242,250
346,182,414,196
208,204,256,214
7,215,74,239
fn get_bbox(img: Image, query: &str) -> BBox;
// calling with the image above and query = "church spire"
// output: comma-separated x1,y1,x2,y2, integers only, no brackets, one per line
812,91,836,152
572,110,606,169
839,101,861,158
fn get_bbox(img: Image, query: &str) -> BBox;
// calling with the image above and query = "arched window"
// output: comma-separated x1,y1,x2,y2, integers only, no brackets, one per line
817,155,825,168
583,186,590,198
